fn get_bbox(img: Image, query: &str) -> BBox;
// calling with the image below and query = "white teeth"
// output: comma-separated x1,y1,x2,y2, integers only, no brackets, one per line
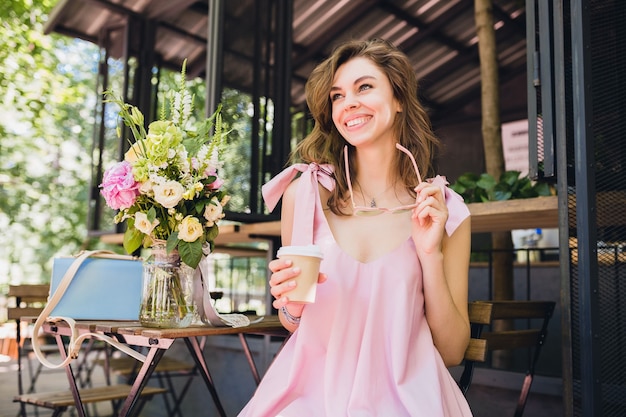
346,117,369,127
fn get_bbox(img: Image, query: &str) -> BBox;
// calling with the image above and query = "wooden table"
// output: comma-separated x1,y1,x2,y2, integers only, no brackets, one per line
43,316,289,417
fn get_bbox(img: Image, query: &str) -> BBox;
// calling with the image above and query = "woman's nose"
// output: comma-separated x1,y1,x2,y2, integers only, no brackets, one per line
343,93,359,111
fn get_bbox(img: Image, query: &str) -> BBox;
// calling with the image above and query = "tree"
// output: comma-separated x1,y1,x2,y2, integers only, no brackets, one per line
474,0,516,368
475,0,515,301
0,0,99,288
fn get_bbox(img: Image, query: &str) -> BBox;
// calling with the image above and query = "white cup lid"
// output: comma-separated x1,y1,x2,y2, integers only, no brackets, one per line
277,245,324,259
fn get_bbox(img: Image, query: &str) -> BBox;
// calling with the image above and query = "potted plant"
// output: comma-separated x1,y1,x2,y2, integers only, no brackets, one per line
450,170,553,203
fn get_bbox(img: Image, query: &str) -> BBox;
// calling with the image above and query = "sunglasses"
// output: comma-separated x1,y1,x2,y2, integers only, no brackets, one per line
344,143,423,216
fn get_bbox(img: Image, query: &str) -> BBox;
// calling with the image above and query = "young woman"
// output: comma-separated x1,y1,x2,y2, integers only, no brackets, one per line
239,38,472,416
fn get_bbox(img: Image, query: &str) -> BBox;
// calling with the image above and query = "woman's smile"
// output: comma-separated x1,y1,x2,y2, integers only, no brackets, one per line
345,116,371,128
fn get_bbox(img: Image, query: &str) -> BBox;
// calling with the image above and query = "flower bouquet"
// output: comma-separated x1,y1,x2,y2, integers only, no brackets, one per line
100,60,229,327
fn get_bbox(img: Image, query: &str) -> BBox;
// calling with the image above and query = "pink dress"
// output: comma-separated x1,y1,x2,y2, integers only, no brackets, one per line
238,163,473,417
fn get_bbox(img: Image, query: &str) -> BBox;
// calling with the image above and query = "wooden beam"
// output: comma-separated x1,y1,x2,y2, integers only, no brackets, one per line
99,196,560,247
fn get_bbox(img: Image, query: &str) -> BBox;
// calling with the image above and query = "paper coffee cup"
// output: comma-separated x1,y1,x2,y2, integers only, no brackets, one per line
276,245,324,303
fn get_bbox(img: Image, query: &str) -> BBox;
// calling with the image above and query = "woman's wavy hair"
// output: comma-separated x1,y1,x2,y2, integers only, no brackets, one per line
292,38,441,215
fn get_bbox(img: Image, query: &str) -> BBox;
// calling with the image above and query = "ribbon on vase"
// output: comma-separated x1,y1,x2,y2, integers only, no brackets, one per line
193,255,251,328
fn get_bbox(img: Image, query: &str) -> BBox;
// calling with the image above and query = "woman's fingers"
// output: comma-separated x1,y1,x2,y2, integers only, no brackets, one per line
415,183,444,205
269,260,326,307
269,259,301,300
268,258,292,273
271,280,297,307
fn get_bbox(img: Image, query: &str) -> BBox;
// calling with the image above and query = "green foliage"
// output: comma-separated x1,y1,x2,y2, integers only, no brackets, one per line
0,0,307,289
0,0,100,286
177,240,203,270
449,171,553,203
217,88,259,213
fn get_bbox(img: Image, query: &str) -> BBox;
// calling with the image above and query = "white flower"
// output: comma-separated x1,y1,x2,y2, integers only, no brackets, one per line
209,148,223,170
178,216,203,242
153,180,184,208
134,212,159,235
204,197,224,226
197,145,209,161
139,179,154,195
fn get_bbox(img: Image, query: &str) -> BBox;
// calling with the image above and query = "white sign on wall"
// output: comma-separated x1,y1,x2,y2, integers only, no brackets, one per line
501,119,529,176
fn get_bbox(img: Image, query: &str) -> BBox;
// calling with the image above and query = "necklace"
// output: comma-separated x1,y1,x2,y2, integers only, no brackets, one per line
358,182,395,208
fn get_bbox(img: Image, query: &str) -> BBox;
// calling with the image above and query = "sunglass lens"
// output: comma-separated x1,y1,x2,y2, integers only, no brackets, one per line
355,209,384,216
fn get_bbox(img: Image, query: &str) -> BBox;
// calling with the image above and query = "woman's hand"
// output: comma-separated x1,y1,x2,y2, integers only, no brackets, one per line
411,182,448,255
268,258,327,310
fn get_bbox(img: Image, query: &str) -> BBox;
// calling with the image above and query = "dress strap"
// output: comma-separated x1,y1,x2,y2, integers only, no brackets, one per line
262,163,335,245
428,175,470,236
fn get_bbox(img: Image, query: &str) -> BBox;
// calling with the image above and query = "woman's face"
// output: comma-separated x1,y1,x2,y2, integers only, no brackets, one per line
330,57,401,147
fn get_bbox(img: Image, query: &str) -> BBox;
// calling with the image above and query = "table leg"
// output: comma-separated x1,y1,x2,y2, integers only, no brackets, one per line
55,334,86,417
184,336,227,417
238,333,261,384
118,346,165,417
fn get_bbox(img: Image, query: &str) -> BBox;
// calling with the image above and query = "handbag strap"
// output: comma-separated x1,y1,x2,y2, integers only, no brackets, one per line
32,250,147,369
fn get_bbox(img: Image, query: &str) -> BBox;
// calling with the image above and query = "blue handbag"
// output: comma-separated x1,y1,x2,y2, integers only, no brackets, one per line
33,250,147,369
49,251,143,320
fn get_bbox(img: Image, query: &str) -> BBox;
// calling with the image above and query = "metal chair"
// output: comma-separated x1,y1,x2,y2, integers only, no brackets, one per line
7,285,54,416
8,284,166,416
459,300,556,417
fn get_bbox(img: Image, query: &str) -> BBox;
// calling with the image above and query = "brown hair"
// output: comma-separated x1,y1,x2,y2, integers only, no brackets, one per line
292,39,440,215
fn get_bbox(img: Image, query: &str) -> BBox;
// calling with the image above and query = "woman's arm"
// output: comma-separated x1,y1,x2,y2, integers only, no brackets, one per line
421,218,471,366
267,179,307,332
412,182,471,366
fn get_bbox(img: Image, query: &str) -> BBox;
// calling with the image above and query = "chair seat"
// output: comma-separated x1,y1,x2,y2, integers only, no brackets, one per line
14,384,167,409
93,356,196,376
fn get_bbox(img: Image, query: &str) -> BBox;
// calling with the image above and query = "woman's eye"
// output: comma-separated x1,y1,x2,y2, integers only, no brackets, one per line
331,93,343,101
358,84,373,92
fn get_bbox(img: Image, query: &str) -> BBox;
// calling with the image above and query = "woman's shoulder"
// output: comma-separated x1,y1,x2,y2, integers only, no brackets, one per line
262,162,334,212
284,174,332,205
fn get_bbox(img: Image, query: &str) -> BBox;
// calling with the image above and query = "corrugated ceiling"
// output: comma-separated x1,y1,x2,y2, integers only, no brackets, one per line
44,0,528,123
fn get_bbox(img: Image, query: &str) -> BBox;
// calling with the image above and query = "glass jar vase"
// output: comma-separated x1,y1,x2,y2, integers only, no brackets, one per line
139,244,196,328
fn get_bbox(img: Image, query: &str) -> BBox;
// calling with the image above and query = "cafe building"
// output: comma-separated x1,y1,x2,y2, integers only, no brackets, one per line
6,1,624,416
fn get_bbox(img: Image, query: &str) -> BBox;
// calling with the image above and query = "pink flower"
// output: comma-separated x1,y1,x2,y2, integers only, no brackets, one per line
100,161,140,209
206,177,224,190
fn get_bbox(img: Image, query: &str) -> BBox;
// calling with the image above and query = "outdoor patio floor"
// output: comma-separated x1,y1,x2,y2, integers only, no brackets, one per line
0,353,564,417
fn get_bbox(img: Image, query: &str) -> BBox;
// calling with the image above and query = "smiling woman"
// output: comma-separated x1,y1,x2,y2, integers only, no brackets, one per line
239,38,473,417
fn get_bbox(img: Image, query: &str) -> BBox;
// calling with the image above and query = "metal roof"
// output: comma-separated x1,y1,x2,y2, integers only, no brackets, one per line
44,0,528,124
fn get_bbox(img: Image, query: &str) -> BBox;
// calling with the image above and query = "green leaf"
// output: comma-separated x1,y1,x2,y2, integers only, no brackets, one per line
493,190,513,201
147,206,157,222
195,199,208,214
476,173,496,191
500,170,522,186
449,183,466,195
206,224,219,242
123,227,143,254
534,182,553,196
457,172,481,185
178,240,203,268
166,233,180,253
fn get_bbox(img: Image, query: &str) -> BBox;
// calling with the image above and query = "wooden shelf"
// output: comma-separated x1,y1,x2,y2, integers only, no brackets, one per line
467,195,558,233
99,196,559,248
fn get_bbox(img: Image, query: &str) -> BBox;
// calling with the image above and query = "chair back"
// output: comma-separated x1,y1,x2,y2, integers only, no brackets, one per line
7,285,49,322
458,300,556,417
